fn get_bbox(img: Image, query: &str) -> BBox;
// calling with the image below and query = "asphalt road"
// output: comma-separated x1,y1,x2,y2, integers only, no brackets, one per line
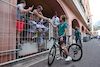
30,39,100,67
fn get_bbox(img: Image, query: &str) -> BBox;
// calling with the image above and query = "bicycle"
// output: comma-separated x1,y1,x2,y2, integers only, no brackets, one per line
48,35,83,66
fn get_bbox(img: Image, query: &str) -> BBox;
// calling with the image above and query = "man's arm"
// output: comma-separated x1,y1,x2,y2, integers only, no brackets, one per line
48,20,57,28
79,33,81,37
34,10,47,20
62,23,68,37
62,28,67,37
78,31,81,37
39,12,44,22
60,28,67,41
56,27,58,36
19,7,32,13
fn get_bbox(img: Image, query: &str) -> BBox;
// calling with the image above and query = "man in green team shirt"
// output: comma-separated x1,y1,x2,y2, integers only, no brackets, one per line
75,27,82,47
48,15,72,62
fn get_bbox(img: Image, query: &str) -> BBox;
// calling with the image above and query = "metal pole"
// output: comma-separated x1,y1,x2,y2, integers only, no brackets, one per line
12,51,15,60
0,49,20,53
0,50,49,66
0,0,16,7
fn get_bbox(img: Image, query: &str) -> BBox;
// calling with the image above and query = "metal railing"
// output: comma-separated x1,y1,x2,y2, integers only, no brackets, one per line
0,0,54,66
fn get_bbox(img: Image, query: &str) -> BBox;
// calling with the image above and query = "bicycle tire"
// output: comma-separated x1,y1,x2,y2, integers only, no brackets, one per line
68,44,83,61
48,45,56,66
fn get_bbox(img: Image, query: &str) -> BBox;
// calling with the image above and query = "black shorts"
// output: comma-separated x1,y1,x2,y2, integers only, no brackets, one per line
58,36,66,45
75,37,81,43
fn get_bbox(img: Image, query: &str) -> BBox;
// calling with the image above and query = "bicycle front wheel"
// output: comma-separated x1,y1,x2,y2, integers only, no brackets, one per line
48,45,56,66
68,44,83,61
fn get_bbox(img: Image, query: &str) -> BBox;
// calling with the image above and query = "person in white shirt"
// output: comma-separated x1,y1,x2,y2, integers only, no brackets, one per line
52,12,59,37
97,35,100,41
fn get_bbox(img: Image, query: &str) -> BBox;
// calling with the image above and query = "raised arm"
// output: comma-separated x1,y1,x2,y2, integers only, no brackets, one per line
19,7,32,13
39,12,44,22
34,10,48,20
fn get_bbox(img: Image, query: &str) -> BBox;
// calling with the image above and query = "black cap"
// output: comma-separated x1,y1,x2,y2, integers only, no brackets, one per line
37,5,43,11
20,0,26,3
54,11,57,15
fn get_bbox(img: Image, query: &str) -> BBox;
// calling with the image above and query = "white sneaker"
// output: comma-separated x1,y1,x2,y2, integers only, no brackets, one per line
57,56,63,60
65,56,72,62
55,56,58,58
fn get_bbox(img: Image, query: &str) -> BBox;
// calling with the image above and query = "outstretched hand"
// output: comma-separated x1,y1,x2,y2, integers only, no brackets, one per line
28,7,33,11
44,17,48,21
47,19,51,23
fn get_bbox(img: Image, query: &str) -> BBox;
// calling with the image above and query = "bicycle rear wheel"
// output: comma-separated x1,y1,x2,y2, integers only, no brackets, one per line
68,44,83,61
48,45,56,66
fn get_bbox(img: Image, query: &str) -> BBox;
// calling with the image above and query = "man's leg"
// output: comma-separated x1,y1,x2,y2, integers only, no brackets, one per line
29,32,32,41
17,20,25,45
59,45,62,57
61,43,70,56
61,42,72,61
79,39,82,47
17,31,21,45
39,46,42,52
80,42,82,47
57,45,63,60
76,38,78,44
39,37,43,52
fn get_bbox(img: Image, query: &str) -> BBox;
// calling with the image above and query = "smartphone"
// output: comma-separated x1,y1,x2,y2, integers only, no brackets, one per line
32,5,34,8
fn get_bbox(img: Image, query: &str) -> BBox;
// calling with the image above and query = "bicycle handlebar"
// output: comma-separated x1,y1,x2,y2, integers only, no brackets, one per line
49,35,74,41
49,37,60,41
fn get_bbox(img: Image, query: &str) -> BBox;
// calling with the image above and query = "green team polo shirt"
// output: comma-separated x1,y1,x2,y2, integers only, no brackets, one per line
57,22,68,37
75,30,81,38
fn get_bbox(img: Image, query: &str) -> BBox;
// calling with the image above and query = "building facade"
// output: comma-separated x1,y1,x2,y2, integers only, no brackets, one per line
0,0,92,65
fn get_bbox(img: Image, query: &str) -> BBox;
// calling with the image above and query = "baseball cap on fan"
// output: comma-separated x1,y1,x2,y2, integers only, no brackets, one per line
37,5,43,11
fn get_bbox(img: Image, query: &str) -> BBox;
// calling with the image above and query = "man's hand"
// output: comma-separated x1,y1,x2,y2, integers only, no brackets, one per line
47,20,51,23
28,7,33,11
43,33,46,36
44,17,48,21
60,37,63,41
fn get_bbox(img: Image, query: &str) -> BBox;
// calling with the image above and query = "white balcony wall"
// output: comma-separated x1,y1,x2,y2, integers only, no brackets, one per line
72,0,88,25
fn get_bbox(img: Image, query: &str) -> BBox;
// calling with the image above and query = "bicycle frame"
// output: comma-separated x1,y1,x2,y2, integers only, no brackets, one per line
51,38,68,57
